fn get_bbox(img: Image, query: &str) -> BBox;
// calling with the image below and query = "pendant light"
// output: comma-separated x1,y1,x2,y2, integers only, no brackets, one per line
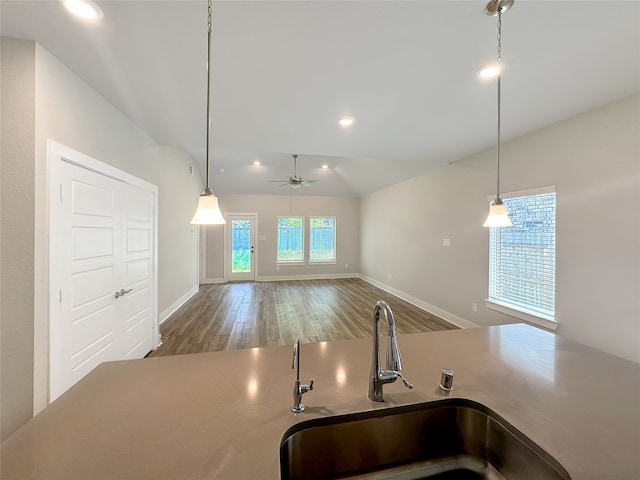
483,0,513,228
191,0,226,225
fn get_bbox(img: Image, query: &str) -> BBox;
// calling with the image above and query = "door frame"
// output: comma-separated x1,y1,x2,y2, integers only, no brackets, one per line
224,212,258,282
47,141,159,402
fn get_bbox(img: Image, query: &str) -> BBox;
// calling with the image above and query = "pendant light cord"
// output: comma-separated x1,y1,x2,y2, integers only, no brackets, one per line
495,10,502,201
205,0,213,193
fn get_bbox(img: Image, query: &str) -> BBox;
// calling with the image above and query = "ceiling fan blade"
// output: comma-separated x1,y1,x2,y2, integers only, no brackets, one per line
268,180,290,183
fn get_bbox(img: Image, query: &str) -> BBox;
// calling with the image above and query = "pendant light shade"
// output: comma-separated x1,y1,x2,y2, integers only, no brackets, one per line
191,188,225,224
483,198,513,227
483,0,513,228
191,0,225,225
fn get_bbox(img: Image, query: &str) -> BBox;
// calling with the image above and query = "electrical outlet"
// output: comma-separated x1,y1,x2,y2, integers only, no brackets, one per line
472,302,478,312
387,273,393,280
345,263,349,269
443,238,451,247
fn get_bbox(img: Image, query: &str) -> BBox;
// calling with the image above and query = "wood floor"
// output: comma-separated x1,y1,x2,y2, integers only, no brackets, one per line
148,278,457,357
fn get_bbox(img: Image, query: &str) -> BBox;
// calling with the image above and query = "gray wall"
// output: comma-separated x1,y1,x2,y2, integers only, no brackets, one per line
205,194,360,281
1,37,37,444
0,38,203,440
361,94,640,363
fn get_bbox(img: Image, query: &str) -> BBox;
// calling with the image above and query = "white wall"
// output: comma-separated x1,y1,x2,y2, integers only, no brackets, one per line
0,38,203,440
361,94,640,363
205,194,360,281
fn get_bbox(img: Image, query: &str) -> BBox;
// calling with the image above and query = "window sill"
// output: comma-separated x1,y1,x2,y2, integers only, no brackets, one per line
485,299,558,331
276,261,305,266
308,260,337,265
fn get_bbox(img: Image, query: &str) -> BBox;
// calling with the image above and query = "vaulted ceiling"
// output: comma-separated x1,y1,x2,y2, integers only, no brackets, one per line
2,1,638,196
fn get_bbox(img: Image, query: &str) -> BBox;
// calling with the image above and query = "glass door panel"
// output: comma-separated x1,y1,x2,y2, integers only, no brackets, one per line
227,215,256,281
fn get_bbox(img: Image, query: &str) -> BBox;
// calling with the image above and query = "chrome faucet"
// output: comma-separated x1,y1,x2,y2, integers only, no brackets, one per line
368,300,414,402
291,340,314,413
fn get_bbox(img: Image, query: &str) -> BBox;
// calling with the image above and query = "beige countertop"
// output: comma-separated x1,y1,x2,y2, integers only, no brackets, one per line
2,324,639,479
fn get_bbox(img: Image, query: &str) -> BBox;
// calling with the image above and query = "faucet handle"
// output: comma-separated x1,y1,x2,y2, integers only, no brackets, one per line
396,372,414,390
300,378,314,394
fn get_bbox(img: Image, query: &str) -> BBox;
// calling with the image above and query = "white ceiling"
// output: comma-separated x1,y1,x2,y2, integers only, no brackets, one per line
2,0,638,197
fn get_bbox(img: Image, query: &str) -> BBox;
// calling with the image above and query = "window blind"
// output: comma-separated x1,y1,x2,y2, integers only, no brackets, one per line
489,192,556,320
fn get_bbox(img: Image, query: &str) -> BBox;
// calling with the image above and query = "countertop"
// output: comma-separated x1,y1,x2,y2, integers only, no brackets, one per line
2,324,639,479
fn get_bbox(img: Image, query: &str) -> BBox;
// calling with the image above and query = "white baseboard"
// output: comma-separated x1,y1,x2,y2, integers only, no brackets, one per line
358,275,478,329
258,273,359,282
202,277,227,284
159,285,199,324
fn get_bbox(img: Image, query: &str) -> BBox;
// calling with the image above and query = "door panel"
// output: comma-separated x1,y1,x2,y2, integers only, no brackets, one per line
72,227,114,259
71,180,114,217
69,307,115,367
227,215,256,281
70,331,115,382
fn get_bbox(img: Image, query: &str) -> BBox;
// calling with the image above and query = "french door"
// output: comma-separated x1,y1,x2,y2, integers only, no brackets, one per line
226,214,257,281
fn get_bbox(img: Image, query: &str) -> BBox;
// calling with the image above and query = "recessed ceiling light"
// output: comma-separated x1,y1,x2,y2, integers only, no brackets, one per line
253,160,261,166
321,164,329,169
338,116,354,127
60,0,103,22
477,63,502,79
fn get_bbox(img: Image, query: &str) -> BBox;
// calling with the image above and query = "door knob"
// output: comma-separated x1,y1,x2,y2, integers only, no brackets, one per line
115,288,133,299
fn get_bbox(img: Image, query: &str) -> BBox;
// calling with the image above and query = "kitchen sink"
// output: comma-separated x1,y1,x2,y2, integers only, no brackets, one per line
280,398,571,480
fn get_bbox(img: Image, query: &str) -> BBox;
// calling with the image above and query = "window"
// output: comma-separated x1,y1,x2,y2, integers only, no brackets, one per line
309,217,336,262
487,188,556,329
277,216,304,263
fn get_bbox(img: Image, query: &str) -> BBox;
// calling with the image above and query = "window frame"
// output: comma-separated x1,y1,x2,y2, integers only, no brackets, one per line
309,216,337,264
276,216,305,265
485,186,557,331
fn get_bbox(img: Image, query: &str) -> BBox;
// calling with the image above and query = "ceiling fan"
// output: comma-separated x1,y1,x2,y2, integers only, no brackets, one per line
269,154,321,189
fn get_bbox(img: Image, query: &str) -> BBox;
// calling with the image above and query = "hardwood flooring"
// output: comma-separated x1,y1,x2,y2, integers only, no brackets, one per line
148,278,457,357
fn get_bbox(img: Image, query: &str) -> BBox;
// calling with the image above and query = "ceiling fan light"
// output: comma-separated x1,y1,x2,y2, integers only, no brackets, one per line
483,199,513,227
191,191,226,224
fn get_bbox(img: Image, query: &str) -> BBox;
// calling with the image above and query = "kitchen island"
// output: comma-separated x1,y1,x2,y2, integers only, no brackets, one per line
2,324,639,479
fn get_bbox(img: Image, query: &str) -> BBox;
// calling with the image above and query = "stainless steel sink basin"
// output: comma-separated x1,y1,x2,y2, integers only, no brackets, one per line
280,398,571,480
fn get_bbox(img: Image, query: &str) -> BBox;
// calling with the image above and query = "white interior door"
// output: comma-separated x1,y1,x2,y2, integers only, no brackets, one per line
49,143,158,401
51,161,122,400
226,214,256,281
121,185,155,359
